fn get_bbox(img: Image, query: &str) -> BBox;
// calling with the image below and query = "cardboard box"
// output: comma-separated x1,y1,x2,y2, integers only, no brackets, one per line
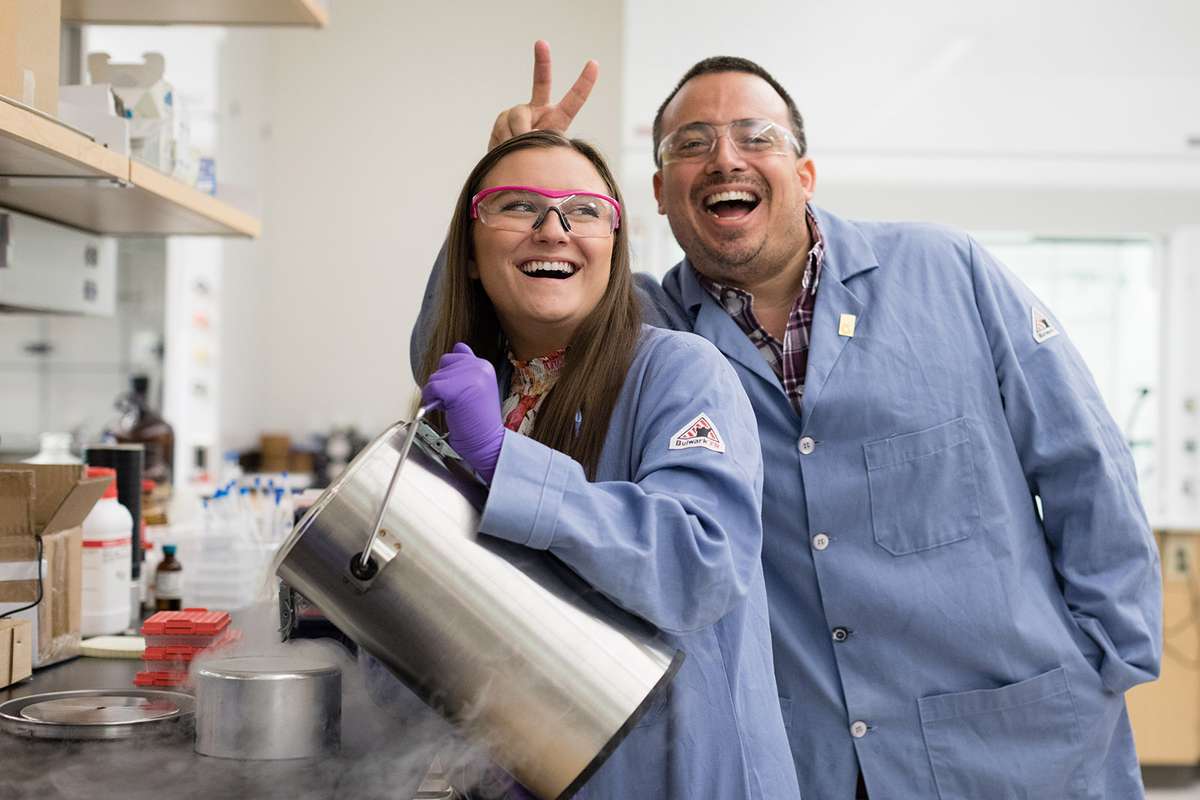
87,52,176,172
1127,530,1200,765
0,0,62,115
58,83,131,155
0,464,109,667
1,618,32,688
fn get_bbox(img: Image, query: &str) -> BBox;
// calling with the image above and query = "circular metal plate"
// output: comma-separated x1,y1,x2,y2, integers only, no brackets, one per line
21,695,181,725
0,690,195,740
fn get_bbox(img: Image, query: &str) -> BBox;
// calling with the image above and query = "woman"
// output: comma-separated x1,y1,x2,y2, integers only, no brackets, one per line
418,130,799,799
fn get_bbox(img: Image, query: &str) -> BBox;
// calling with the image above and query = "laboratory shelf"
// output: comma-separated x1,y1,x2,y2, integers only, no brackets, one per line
0,98,260,237
0,96,125,181
61,0,329,27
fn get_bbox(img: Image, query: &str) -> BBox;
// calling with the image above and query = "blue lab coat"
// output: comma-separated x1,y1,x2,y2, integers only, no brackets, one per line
640,207,1162,799
481,325,800,799
412,206,1161,799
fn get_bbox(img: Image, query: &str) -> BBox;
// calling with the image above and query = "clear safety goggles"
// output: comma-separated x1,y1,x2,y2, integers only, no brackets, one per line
656,118,802,167
470,185,621,238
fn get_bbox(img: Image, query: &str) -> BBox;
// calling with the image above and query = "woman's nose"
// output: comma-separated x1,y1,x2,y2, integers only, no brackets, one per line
532,207,571,243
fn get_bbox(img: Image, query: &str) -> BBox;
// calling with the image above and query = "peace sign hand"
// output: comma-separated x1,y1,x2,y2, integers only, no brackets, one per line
488,40,599,151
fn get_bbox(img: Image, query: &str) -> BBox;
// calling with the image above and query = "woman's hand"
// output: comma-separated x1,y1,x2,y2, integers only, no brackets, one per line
487,40,598,151
421,343,505,483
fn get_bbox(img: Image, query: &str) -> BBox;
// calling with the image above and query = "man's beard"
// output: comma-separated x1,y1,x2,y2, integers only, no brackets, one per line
667,197,810,289
697,231,768,282
669,216,770,287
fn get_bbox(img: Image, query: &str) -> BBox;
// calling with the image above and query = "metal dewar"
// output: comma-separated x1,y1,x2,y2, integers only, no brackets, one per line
194,655,341,760
275,419,683,800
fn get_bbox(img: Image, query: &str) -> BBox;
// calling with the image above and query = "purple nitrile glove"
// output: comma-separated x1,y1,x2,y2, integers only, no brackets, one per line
421,342,505,483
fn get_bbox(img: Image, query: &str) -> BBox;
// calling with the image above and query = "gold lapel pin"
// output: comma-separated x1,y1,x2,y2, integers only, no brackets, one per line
838,313,857,338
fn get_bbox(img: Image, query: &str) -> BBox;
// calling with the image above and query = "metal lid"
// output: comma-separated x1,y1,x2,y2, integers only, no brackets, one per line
21,695,181,725
0,690,194,740
196,655,340,681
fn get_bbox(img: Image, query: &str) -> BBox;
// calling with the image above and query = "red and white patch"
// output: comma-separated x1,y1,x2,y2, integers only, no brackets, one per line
669,413,726,454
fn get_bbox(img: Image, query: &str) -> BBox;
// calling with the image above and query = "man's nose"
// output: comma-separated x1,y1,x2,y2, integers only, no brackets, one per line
706,133,747,174
532,207,571,243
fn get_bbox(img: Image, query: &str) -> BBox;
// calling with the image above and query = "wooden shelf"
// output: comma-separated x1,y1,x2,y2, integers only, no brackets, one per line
0,99,260,237
128,161,261,236
0,98,125,181
61,0,329,27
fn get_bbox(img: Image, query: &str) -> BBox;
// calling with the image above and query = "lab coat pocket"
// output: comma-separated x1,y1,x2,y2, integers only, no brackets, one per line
864,417,980,555
919,666,1088,800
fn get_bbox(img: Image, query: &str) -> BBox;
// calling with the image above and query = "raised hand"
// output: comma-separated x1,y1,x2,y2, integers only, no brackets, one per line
488,40,599,150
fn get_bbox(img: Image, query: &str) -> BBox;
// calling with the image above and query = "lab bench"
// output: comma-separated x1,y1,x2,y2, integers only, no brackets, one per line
0,655,448,800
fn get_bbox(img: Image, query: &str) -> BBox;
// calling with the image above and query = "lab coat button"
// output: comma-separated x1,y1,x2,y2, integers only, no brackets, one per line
850,721,869,738
832,627,850,643
798,436,816,455
812,533,830,551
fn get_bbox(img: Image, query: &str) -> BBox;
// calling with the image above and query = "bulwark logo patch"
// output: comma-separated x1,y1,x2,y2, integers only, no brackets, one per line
1031,307,1059,344
669,413,726,454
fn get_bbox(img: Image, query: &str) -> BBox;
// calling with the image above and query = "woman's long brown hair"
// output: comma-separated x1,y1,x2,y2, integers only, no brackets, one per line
418,131,641,479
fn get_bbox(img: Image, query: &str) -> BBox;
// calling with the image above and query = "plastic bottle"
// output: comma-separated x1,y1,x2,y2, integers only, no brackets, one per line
23,432,83,464
81,466,133,636
219,451,243,486
155,545,184,611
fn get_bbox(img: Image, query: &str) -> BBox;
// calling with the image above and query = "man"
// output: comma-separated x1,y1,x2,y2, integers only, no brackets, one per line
415,43,1161,799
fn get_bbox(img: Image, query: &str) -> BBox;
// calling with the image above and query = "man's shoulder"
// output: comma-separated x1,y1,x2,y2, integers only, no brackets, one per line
815,207,979,287
633,268,692,331
636,323,720,358
818,207,972,259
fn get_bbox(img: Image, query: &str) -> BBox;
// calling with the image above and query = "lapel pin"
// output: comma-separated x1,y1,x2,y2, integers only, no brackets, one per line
838,313,857,338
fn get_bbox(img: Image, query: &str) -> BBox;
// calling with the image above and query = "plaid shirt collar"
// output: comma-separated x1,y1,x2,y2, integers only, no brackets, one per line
698,205,825,416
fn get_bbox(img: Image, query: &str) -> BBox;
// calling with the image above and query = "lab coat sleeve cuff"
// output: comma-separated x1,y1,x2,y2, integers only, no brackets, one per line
480,430,568,550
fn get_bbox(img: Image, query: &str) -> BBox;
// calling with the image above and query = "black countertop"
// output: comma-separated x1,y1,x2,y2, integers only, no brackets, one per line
0,655,451,800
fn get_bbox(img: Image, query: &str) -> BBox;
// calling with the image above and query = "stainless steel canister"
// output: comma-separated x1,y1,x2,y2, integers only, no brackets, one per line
275,420,683,800
194,656,341,760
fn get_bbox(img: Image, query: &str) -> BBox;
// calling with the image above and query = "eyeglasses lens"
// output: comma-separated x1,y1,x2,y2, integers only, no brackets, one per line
660,119,794,164
478,191,616,237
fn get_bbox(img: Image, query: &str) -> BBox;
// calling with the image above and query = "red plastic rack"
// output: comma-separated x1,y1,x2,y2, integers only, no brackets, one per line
134,608,241,689
140,608,233,649
133,670,189,688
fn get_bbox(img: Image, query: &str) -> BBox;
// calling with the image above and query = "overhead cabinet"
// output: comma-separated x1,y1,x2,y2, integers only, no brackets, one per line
60,0,329,27
0,210,117,315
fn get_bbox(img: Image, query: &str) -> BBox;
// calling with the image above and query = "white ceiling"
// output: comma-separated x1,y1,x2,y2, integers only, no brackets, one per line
623,0,1200,161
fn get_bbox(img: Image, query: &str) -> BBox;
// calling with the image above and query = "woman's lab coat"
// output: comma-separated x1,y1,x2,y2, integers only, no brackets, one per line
480,324,800,799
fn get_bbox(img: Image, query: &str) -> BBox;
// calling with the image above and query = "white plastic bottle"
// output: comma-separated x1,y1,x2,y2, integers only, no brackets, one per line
81,466,133,636
23,432,83,464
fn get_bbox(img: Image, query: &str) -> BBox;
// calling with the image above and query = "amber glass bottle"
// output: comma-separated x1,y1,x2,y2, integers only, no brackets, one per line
114,375,175,486
155,545,183,611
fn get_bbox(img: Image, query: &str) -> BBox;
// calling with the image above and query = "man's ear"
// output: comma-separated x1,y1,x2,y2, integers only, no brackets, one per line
652,171,666,215
796,157,816,202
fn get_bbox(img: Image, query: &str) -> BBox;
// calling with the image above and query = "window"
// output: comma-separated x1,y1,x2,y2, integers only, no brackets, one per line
977,235,1161,512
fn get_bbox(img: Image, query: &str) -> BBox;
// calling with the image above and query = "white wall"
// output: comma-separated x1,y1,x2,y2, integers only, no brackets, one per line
621,0,1200,257
217,0,625,444
211,0,1199,450
613,0,1199,522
